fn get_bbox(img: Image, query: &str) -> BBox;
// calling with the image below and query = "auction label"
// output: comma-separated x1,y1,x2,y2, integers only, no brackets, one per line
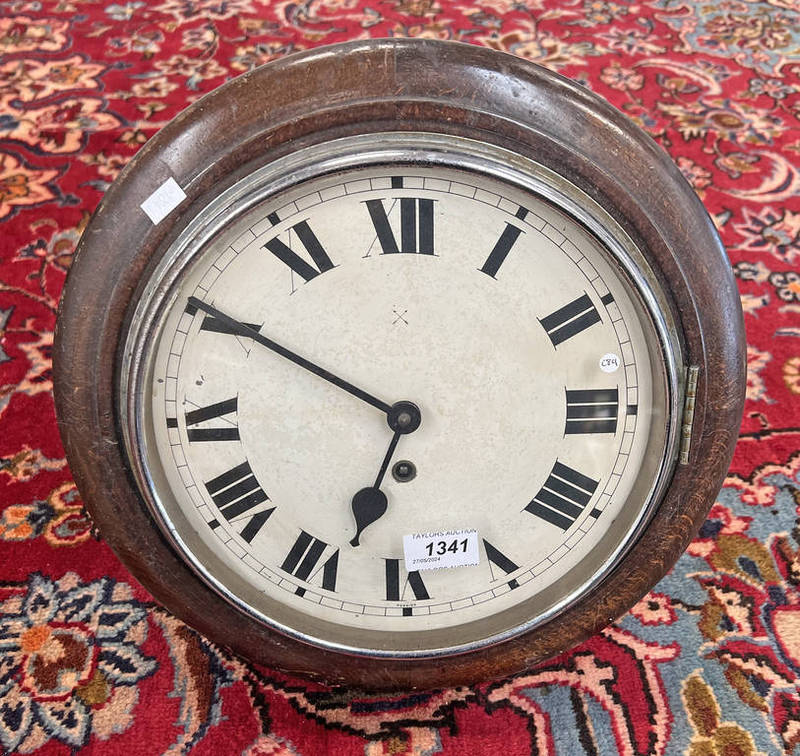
140,176,187,224
403,529,480,572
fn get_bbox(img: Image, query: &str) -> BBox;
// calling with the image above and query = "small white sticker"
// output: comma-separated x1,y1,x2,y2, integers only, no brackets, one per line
140,176,187,224
599,353,621,373
403,529,480,572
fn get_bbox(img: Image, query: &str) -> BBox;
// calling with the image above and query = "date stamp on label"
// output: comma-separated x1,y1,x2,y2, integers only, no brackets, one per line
403,529,480,571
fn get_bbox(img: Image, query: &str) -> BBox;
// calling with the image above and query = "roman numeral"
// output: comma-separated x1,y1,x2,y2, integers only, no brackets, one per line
384,558,430,611
263,220,335,283
280,530,339,594
483,539,520,590
185,301,259,336
525,460,599,530
205,460,269,520
565,388,619,435
237,509,274,543
365,198,435,255
539,293,601,347
205,460,273,542
479,223,524,278
184,397,239,442
208,507,275,544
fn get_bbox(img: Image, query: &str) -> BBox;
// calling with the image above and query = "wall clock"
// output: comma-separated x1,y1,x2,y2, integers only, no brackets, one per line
54,38,745,690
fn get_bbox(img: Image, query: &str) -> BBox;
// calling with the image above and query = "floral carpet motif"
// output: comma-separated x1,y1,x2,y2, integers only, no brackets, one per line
1,0,799,753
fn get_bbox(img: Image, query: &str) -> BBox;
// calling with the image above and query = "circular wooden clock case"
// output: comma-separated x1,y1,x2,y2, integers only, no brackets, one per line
54,39,745,690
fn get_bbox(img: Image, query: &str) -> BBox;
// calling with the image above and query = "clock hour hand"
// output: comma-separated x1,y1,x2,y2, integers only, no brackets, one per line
350,430,399,547
350,401,421,547
186,297,392,415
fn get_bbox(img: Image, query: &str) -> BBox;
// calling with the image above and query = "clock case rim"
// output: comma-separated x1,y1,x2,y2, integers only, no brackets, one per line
54,38,745,690
120,133,682,658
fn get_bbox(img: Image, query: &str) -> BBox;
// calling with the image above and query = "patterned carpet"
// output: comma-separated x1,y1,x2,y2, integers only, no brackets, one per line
1,0,800,753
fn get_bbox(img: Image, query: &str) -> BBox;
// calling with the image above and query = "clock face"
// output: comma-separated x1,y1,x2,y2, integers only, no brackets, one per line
123,137,679,655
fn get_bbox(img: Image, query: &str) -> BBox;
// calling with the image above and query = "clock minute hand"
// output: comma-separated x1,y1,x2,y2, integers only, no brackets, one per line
187,297,392,415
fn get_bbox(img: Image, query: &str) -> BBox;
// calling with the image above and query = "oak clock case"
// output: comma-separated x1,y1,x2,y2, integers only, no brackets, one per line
54,39,745,690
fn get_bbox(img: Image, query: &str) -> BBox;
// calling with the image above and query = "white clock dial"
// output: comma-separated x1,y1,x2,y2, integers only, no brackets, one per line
127,142,678,655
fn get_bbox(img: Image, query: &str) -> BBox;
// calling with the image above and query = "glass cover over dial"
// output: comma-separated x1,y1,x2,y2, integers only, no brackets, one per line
125,141,678,656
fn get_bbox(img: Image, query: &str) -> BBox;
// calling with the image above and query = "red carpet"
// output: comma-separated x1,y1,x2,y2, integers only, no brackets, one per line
2,1,800,753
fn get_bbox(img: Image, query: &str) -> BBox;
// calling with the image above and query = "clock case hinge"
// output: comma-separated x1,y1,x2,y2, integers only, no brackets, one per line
679,365,700,465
